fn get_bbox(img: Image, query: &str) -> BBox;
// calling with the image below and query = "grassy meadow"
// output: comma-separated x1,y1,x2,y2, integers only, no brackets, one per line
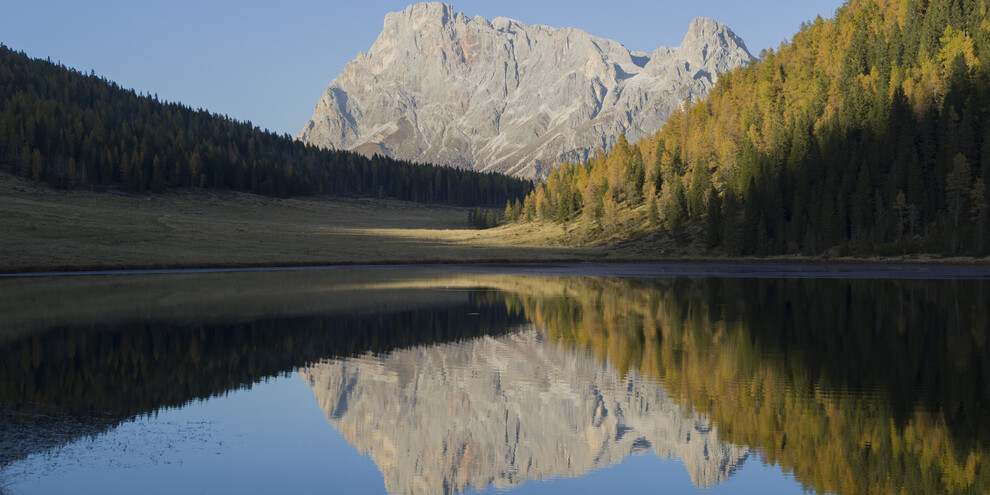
2,172,986,273
0,173,612,272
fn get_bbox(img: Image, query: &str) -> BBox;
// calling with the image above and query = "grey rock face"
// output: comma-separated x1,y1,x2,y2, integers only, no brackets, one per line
300,328,749,495
297,2,751,178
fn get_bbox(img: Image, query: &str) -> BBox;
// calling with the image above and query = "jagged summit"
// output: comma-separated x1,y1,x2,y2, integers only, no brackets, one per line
679,17,751,70
684,17,746,46
384,2,458,28
297,3,751,177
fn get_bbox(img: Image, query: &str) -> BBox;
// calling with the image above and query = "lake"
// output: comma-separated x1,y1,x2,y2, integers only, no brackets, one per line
1,263,988,494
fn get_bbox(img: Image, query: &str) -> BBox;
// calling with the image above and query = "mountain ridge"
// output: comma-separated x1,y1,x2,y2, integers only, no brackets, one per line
297,2,751,178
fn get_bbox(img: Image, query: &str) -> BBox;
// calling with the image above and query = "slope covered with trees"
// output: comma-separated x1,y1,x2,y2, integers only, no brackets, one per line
511,0,990,256
0,45,531,206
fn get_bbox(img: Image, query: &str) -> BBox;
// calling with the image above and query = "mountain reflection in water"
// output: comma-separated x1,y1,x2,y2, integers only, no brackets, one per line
0,265,987,495
303,329,746,495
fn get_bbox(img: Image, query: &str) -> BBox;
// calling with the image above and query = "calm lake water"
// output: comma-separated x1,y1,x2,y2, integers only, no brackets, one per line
1,264,988,495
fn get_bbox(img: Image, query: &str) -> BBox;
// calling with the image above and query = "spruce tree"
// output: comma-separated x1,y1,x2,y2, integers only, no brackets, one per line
688,162,712,219
971,178,989,254
705,186,722,249
151,154,165,193
648,195,660,229
722,187,741,255
946,153,972,253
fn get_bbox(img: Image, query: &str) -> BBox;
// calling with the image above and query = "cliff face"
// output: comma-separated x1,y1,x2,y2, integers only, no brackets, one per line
300,329,749,494
297,2,751,178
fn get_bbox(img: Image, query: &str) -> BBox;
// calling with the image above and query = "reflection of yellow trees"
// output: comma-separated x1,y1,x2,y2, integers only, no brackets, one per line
501,276,990,495
5,269,989,494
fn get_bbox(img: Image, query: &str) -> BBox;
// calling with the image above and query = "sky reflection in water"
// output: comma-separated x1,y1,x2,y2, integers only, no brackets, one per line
4,371,803,495
0,265,986,495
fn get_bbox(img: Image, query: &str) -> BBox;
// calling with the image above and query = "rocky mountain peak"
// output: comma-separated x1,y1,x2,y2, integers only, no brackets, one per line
684,17,733,44
298,4,752,178
680,17,750,69
384,2,458,29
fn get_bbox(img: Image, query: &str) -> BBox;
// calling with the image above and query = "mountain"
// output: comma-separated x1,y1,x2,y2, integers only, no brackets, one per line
301,328,749,495
512,0,990,257
297,2,751,178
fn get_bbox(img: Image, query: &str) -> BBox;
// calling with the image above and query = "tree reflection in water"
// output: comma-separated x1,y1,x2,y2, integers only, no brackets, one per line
0,269,987,495
505,276,989,495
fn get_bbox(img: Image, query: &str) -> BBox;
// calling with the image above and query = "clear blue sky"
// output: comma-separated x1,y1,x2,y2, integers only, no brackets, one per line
1,0,846,137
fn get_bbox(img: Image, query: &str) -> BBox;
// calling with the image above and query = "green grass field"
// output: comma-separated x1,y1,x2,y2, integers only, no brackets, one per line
0,173,613,272
2,172,985,273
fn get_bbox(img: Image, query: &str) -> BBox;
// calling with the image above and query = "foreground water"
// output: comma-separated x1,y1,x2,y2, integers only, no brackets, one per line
1,264,988,494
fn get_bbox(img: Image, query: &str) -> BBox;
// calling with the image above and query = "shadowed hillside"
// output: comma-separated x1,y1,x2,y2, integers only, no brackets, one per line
0,45,531,205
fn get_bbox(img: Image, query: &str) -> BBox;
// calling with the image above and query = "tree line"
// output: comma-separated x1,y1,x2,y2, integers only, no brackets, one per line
0,291,521,429
0,44,532,206
510,0,990,256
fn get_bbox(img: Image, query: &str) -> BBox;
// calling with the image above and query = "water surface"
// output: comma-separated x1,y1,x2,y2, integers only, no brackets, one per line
1,264,987,494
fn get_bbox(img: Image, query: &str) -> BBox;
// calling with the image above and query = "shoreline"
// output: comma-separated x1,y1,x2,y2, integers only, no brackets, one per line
3,255,989,278
3,173,988,277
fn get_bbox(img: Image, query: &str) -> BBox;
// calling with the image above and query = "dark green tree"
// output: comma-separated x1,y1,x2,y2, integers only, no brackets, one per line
705,186,723,249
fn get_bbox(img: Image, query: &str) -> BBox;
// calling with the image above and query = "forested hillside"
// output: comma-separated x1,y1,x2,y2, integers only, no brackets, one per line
0,45,531,206
511,0,990,256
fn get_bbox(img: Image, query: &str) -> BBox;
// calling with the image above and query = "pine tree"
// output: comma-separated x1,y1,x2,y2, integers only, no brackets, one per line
742,179,760,255
648,195,660,229
947,153,972,230
663,179,688,245
851,161,873,243
511,199,523,222
555,186,570,223
30,148,42,181
688,162,712,219
893,189,909,240
705,186,722,248
971,178,988,254
151,154,165,193
67,157,76,187
602,193,620,236
722,187,741,255
946,153,972,253
189,151,202,188
624,148,645,206
523,194,536,222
